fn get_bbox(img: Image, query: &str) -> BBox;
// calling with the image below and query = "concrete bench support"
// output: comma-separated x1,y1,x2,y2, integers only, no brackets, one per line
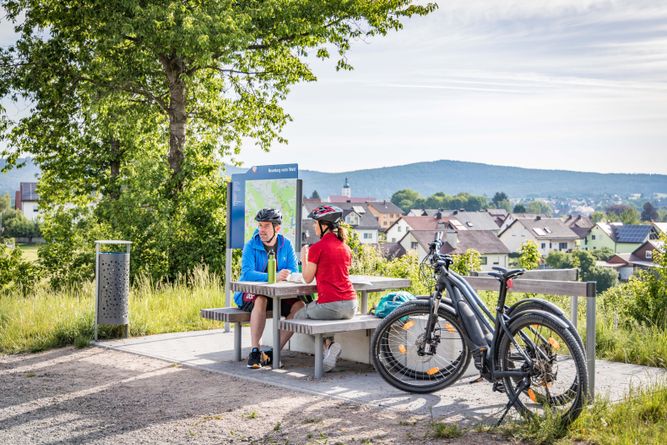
280,315,382,379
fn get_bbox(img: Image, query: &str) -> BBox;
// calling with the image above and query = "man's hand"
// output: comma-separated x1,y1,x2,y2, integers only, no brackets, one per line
300,245,309,264
277,269,290,282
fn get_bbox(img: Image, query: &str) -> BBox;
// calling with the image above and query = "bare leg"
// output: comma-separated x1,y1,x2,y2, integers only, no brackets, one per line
250,296,268,348
279,300,305,350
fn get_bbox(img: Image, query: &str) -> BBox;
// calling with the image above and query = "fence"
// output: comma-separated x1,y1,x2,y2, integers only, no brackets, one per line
466,268,598,398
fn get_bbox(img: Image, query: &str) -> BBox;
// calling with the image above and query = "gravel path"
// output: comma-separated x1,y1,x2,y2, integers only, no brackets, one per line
0,347,514,444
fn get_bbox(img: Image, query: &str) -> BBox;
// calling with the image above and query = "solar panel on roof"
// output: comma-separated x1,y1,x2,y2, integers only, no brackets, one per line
615,225,651,243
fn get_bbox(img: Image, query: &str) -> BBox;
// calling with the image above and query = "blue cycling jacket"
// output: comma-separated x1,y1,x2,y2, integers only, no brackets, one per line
233,229,298,307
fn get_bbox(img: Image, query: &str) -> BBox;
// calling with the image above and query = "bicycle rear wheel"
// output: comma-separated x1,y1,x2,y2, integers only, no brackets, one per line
371,304,471,394
497,311,588,424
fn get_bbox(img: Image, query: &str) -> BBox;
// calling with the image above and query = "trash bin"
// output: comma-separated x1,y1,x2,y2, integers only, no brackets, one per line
94,240,132,340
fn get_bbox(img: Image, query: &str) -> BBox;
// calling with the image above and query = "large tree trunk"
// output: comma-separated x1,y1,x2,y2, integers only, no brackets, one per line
160,54,187,193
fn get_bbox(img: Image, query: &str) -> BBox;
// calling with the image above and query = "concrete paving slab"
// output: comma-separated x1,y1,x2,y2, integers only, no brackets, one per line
96,328,666,424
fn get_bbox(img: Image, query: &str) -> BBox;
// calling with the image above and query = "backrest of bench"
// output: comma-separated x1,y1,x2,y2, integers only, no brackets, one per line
280,315,381,335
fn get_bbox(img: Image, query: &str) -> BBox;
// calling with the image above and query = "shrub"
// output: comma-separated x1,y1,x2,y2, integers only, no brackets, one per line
0,244,41,295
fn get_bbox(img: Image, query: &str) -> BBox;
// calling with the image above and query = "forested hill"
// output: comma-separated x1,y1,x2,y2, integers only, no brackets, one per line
4,158,666,201
230,159,667,200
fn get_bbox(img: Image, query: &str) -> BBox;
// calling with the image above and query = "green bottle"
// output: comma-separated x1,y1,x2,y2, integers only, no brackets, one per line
267,250,276,284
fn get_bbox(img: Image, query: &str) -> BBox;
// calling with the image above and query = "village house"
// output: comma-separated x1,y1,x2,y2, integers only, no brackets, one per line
604,240,664,281
397,229,509,270
365,201,403,233
385,215,448,243
498,216,580,256
583,223,658,253
14,182,40,222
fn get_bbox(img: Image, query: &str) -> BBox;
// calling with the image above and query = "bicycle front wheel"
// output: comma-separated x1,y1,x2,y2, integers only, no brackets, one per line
371,304,471,394
497,311,588,424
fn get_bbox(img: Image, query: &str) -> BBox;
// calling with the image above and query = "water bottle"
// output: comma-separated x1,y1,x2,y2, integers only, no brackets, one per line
267,250,276,284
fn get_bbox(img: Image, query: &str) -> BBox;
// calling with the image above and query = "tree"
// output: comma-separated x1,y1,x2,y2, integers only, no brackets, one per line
545,251,573,269
310,190,321,200
492,192,510,211
591,211,606,223
606,204,640,224
519,241,540,270
572,250,596,279
2,1,436,194
513,204,527,213
450,249,481,276
1,1,437,283
641,202,659,221
391,189,422,212
525,200,553,217
586,266,618,293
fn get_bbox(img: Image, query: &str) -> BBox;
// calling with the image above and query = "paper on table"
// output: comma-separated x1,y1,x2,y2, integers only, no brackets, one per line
350,276,372,286
286,273,316,284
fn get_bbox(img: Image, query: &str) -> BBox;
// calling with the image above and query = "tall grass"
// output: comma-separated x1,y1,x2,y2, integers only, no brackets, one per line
0,266,225,354
495,381,667,445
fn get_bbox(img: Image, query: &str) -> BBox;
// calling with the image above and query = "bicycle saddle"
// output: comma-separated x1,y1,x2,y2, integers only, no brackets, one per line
488,266,525,281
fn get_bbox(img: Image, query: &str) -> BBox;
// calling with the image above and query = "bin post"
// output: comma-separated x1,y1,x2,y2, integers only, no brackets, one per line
94,240,132,341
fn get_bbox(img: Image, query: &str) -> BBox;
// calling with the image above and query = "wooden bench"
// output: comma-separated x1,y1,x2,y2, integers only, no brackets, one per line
280,315,382,379
200,308,272,361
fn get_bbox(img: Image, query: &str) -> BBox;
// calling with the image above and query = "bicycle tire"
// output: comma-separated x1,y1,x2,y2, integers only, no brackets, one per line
371,304,471,394
507,299,585,355
497,310,588,424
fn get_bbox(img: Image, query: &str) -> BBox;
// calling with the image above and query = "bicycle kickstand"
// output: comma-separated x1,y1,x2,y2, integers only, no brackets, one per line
496,379,530,426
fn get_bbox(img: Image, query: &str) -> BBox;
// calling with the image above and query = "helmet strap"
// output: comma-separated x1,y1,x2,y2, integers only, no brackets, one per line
318,221,330,239
265,224,277,245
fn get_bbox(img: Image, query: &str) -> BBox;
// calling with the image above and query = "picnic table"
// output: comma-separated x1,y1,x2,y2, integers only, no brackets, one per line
230,275,411,370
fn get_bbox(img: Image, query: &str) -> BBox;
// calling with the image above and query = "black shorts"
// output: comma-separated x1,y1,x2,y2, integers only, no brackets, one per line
240,295,302,317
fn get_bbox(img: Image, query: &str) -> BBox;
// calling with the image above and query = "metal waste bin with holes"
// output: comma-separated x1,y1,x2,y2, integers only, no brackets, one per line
94,240,132,340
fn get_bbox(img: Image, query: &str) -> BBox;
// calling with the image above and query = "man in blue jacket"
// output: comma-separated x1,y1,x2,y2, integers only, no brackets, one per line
234,208,304,369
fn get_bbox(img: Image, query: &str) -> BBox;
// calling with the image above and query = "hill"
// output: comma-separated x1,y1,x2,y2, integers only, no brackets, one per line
293,160,667,200
4,159,666,202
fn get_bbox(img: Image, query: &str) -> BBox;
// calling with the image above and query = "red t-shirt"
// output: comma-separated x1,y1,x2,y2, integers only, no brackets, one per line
308,232,357,304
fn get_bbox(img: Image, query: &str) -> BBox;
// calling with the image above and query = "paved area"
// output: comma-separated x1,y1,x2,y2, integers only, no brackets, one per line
97,328,666,425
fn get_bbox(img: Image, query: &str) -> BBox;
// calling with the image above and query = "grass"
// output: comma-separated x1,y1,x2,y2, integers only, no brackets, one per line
0,266,225,354
431,422,463,439
17,243,39,263
493,382,667,445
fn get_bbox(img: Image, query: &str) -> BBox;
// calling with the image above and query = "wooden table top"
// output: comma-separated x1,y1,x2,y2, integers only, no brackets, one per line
230,275,411,297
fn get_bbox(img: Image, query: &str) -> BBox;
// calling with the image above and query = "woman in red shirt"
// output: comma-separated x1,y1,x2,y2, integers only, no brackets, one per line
297,205,358,371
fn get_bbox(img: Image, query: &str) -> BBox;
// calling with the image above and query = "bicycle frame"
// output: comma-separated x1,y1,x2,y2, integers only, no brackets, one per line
424,254,567,383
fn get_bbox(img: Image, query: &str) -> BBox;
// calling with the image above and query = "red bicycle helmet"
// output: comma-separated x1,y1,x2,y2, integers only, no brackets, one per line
308,205,343,227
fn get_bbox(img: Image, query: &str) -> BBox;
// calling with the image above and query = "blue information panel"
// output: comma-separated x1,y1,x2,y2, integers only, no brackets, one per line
230,164,300,249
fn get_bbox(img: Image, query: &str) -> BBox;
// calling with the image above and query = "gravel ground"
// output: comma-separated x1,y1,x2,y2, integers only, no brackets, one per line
0,347,516,444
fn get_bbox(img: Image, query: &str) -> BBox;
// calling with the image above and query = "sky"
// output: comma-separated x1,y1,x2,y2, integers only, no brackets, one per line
2,0,666,175
234,0,667,174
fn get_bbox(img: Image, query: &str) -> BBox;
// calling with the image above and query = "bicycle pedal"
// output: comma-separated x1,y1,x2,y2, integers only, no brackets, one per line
493,381,506,393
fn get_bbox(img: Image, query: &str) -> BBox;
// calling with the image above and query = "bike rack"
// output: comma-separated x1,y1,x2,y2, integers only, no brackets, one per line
463,275,597,399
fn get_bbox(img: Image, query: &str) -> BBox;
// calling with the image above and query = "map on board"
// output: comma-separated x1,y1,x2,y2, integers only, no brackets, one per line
244,178,298,247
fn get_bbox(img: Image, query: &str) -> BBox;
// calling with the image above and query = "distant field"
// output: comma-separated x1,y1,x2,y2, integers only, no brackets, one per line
18,243,39,263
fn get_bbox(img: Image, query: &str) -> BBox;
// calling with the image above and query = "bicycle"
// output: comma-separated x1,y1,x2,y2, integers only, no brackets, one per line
370,233,588,424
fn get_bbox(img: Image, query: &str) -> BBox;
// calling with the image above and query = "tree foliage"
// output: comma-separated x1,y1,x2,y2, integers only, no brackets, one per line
625,234,667,328
0,0,436,285
606,204,640,224
641,202,659,222
491,192,510,211
518,240,540,270
390,188,488,213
